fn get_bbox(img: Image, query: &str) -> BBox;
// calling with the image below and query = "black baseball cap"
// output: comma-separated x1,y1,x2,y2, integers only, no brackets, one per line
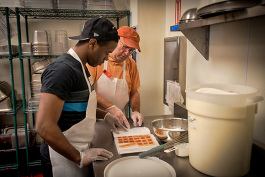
68,17,119,42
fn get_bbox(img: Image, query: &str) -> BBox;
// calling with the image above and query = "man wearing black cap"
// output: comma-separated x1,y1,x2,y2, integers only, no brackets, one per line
36,17,127,177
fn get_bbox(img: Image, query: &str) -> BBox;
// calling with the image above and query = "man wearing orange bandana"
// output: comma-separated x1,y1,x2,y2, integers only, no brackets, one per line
87,26,144,129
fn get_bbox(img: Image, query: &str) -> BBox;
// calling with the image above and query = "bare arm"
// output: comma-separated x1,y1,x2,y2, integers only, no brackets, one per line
129,90,140,112
129,90,144,126
96,108,107,119
35,93,81,165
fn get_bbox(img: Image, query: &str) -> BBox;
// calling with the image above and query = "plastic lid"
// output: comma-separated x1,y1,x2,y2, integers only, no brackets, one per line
104,156,176,177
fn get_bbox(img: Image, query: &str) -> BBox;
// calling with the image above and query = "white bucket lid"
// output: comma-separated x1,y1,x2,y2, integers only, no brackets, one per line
186,84,263,119
104,156,176,177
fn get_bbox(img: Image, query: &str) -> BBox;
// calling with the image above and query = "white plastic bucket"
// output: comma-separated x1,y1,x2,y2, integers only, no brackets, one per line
186,84,263,177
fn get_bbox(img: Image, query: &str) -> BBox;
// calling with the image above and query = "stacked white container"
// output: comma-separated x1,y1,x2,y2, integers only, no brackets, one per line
32,30,49,56
55,30,68,53
87,0,113,10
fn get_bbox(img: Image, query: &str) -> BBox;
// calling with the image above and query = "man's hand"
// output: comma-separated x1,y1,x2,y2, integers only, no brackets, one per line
80,148,113,167
104,113,127,134
131,111,144,126
106,105,130,129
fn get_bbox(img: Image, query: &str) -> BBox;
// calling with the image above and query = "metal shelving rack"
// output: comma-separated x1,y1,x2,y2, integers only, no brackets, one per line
0,7,21,177
15,7,130,175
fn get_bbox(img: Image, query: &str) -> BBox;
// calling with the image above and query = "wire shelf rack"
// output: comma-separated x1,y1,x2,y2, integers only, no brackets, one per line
16,8,130,20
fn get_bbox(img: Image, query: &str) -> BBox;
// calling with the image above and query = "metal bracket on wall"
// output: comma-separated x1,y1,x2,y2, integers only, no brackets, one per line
181,26,210,60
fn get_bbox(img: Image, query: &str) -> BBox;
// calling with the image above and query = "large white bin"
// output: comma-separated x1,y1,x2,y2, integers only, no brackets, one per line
186,84,263,177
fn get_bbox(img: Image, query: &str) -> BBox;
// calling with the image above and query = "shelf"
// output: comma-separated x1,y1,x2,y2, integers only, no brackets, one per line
28,160,41,167
15,8,130,20
177,5,265,60
0,101,23,115
0,7,16,18
1,55,60,59
0,163,18,171
0,56,10,59
21,55,60,59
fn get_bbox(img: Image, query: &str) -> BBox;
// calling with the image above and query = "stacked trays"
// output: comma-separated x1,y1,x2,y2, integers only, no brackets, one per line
32,30,49,56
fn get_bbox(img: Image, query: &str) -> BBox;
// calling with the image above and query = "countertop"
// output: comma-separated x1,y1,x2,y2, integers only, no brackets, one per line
92,115,264,177
92,115,208,177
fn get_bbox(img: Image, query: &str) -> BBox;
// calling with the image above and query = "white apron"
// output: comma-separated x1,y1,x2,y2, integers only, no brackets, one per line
95,60,129,112
49,48,97,177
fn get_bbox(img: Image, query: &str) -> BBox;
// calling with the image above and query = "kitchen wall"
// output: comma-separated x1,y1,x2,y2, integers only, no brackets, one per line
137,0,166,116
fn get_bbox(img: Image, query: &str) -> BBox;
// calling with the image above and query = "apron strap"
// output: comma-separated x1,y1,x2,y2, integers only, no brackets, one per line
104,60,126,80
123,61,126,80
69,48,92,93
104,60,108,70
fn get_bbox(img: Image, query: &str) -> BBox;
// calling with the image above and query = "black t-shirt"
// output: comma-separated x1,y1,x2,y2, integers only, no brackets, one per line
40,53,93,162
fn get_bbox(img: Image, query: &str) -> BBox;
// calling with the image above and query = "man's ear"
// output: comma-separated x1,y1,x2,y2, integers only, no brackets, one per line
88,39,97,48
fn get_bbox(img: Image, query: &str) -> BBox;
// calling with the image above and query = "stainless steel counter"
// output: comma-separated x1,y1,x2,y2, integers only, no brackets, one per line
92,115,264,177
92,115,208,177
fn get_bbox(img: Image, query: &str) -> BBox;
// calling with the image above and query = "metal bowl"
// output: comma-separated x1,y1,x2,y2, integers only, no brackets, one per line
151,118,188,142
196,0,262,18
179,8,200,24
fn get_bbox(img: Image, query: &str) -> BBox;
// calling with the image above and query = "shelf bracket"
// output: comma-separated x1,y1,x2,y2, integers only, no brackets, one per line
181,26,210,60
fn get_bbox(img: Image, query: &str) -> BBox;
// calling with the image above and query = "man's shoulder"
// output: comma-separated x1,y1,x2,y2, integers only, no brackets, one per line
126,57,137,66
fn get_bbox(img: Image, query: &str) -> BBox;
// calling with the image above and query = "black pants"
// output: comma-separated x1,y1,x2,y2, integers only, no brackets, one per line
40,153,53,177
40,140,53,177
